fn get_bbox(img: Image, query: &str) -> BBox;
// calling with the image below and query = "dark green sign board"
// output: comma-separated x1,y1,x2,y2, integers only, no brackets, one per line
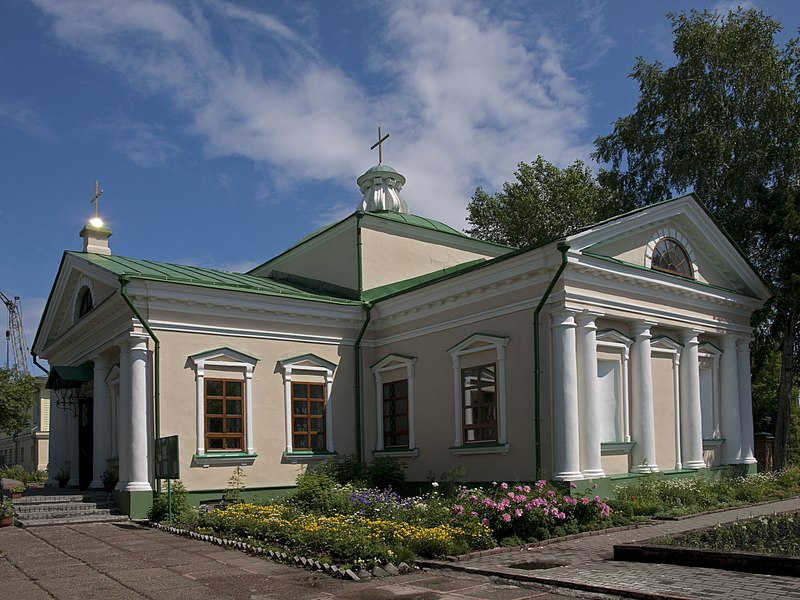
155,435,180,479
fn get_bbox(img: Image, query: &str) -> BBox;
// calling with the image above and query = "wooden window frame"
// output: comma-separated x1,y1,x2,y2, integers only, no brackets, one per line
204,378,245,452
291,382,327,451
461,364,497,444
382,379,410,449
651,237,694,279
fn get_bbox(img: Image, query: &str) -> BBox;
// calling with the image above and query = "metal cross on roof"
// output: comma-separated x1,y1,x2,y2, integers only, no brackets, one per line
370,127,390,164
90,179,104,219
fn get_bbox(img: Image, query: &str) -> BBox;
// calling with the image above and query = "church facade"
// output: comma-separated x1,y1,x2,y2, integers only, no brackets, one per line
33,163,769,517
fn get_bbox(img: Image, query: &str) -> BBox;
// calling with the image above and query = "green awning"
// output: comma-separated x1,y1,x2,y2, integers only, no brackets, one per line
45,365,93,390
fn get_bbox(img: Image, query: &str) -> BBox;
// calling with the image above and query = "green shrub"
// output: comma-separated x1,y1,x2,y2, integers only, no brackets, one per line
286,470,353,516
0,464,45,484
366,457,407,494
148,480,193,523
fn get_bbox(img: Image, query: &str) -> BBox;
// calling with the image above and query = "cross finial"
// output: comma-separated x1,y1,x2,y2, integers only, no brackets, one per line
370,126,390,164
90,179,104,220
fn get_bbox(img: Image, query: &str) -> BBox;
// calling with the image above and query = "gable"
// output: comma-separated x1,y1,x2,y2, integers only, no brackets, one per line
568,195,770,300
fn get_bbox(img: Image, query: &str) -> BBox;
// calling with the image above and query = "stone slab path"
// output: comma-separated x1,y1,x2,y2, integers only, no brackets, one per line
420,497,800,600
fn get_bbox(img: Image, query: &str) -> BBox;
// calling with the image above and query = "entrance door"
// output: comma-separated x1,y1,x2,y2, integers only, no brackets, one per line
78,398,93,489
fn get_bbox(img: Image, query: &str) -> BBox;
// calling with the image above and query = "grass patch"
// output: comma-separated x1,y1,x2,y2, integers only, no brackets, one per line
653,512,800,556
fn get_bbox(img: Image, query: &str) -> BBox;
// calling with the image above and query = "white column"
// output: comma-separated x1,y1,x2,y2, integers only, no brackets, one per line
452,355,463,447
374,372,384,451
631,321,658,472
67,407,80,487
737,338,757,464
89,355,112,489
577,311,604,478
195,364,205,456
245,367,254,454
407,363,416,449
325,369,334,453
679,330,705,469
719,335,742,464
497,344,508,445
125,336,152,492
552,311,582,481
116,342,131,490
283,368,294,453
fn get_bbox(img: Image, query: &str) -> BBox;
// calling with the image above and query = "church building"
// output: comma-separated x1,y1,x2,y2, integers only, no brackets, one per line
33,160,769,518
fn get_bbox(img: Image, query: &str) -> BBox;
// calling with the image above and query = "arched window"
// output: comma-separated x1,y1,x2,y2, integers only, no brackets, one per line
78,287,94,317
651,238,693,278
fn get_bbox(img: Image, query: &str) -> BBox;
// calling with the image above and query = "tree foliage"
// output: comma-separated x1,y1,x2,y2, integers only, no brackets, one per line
466,156,630,248
593,8,800,468
0,367,37,436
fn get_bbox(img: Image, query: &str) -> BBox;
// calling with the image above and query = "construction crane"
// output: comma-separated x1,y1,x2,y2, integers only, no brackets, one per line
1,291,29,373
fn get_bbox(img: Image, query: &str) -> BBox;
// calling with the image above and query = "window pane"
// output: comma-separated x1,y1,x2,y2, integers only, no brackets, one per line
208,438,223,449
292,383,306,398
206,380,223,396
293,400,308,415
225,437,242,450
226,399,242,415
226,418,242,433
208,417,224,433
294,435,309,449
311,434,325,450
309,384,324,399
310,418,325,432
207,399,223,414
225,381,242,397
294,420,308,433
309,400,325,415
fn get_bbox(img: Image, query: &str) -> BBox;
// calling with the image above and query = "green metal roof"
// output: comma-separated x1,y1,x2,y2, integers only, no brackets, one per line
362,258,488,302
67,251,361,305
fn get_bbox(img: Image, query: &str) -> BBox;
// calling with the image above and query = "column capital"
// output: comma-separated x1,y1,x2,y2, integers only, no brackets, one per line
92,354,111,369
551,310,579,328
678,328,704,345
737,337,753,350
630,320,657,339
720,334,738,350
575,309,604,328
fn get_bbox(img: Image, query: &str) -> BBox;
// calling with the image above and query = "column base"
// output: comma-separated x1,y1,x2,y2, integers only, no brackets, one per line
682,459,706,469
581,469,606,479
631,464,659,473
124,481,153,492
67,478,80,488
113,489,153,519
89,480,104,490
552,471,583,481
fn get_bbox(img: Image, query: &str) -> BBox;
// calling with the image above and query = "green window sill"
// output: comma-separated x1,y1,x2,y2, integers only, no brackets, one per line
282,450,337,464
193,452,257,468
449,442,510,456
372,447,419,459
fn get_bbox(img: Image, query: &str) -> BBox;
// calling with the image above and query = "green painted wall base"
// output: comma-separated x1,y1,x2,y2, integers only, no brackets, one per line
113,489,153,519
181,486,294,507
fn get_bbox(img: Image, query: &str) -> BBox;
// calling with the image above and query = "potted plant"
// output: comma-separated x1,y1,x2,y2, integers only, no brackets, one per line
101,469,118,493
9,485,24,499
57,465,70,488
0,497,13,527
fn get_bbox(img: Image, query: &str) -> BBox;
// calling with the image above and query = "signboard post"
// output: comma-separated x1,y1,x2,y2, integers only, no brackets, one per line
154,436,180,520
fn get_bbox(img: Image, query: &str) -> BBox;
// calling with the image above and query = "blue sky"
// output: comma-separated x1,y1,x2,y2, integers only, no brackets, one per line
1,0,798,371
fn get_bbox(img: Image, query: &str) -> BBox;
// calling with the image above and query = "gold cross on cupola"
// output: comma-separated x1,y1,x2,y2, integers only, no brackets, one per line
370,126,390,164
89,179,105,227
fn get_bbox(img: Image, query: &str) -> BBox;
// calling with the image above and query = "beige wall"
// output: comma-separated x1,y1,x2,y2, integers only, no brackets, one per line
158,328,357,491
652,355,677,471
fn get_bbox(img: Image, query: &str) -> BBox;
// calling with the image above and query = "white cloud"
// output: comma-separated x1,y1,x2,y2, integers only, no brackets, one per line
30,0,592,229
0,99,57,141
96,116,181,167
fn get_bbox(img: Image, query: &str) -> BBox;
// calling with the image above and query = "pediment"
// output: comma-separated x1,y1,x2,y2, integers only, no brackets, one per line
447,333,509,357
567,194,770,300
279,353,337,375
189,347,258,368
32,253,120,355
371,353,416,373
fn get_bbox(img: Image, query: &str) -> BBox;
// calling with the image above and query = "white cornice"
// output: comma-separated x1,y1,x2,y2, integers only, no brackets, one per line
150,320,354,346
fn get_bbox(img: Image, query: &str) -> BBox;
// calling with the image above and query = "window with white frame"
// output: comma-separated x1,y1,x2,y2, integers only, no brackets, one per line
596,330,633,445
189,348,258,465
698,342,722,440
279,354,336,456
447,334,509,454
372,354,417,456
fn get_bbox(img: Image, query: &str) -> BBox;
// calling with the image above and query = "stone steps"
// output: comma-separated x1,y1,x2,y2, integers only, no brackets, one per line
12,492,129,527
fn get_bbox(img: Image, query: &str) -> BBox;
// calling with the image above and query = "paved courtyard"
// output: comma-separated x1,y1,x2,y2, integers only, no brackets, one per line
1,497,799,600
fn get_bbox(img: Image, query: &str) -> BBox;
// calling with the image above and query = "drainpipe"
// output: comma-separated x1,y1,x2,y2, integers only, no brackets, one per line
119,277,161,464
533,241,570,481
354,303,372,464
32,353,49,375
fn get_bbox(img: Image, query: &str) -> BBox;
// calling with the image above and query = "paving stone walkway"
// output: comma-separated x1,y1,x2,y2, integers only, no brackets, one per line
420,497,800,600
0,521,611,600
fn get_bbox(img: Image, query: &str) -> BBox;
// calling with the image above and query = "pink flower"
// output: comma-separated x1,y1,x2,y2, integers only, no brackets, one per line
522,485,531,493
536,480,547,490
547,490,556,498
500,482,509,490
581,497,590,505
514,508,523,518
482,518,490,526
569,482,577,489
502,513,511,522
